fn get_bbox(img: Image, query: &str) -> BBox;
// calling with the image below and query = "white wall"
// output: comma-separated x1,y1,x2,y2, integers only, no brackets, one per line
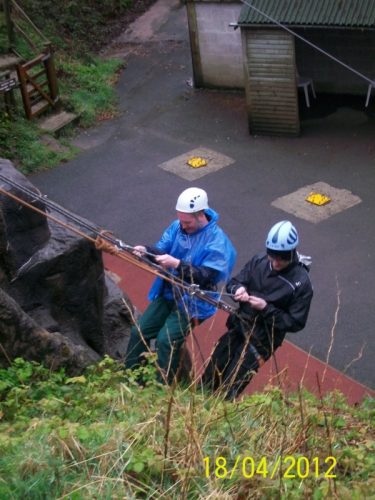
195,3,243,88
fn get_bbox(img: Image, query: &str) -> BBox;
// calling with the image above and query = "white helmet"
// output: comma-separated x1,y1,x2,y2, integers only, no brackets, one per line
266,220,299,251
175,187,209,213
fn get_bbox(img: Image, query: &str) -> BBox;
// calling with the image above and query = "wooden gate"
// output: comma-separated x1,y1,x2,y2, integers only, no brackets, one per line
16,47,59,119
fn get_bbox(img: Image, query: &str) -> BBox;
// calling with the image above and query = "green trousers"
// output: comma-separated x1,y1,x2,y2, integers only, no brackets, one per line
125,297,191,383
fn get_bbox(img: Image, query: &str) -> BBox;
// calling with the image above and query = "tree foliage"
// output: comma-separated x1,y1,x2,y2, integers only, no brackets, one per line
0,0,141,171
18,0,133,52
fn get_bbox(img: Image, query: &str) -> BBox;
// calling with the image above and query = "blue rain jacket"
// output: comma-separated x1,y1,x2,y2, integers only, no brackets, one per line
148,208,237,320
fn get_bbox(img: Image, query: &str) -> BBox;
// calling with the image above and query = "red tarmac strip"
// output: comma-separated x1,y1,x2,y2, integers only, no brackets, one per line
104,254,374,405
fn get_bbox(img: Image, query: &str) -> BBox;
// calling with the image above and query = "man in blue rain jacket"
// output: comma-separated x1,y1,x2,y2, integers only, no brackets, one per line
125,187,237,383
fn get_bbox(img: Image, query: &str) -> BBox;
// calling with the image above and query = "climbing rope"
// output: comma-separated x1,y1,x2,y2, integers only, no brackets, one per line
0,174,276,384
0,173,236,315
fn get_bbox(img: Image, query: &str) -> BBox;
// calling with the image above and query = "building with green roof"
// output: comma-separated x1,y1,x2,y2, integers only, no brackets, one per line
186,0,375,136
238,0,375,28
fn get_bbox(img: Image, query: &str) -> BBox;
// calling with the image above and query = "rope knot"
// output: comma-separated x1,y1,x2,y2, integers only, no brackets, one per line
95,230,119,255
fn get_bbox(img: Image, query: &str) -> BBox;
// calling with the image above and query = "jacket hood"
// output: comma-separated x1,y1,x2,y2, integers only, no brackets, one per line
178,207,219,235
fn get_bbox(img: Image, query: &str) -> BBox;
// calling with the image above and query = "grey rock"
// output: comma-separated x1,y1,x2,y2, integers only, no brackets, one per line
0,158,132,372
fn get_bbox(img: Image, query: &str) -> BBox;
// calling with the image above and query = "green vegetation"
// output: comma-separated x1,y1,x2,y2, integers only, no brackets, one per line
0,114,76,173
58,55,124,128
0,12,7,53
0,357,373,498
0,0,131,173
16,0,133,52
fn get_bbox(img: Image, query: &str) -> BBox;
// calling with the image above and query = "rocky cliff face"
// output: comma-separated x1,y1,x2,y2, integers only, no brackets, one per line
0,159,132,374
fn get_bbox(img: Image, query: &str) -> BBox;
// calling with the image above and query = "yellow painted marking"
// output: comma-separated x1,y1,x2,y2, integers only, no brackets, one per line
187,157,208,168
305,192,331,206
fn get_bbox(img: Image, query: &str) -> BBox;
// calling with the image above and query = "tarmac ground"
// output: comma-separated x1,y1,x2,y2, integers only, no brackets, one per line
31,0,375,396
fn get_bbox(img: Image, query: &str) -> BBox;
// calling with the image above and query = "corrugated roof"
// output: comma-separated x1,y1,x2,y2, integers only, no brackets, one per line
238,0,375,28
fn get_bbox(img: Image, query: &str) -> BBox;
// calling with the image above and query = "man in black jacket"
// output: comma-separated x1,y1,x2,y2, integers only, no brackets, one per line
201,220,313,400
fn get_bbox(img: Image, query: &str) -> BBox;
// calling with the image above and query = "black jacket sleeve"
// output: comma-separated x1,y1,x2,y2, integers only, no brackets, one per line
144,245,165,263
226,254,313,334
226,257,255,296
146,246,219,289
260,282,313,333
177,261,220,289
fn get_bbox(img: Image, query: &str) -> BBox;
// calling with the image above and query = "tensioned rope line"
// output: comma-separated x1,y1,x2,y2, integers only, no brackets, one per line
1,174,143,257
0,185,165,278
0,174,236,314
0,176,276,383
238,0,375,86
0,174,235,309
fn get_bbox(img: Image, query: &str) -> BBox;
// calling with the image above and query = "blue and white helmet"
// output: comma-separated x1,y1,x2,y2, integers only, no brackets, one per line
266,221,299,251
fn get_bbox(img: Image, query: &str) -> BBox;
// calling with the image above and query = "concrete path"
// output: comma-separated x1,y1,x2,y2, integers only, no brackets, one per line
31,0,375,392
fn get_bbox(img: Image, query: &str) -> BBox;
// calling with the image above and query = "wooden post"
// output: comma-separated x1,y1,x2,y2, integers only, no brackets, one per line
43,44,59,105
3,0,15,51
0,70,16,116
16,64,32,119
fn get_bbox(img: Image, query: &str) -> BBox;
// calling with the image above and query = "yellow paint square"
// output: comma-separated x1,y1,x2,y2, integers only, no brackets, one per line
305,192,331,206
187,157,208,169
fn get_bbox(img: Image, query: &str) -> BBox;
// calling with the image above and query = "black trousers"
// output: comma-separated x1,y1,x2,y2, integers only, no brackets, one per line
201,328,268,400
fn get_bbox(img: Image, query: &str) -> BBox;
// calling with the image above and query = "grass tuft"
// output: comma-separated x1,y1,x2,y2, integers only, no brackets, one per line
0,357,373,498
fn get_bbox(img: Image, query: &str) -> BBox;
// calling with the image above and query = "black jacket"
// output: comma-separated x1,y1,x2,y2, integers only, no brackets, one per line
226,253,313,354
